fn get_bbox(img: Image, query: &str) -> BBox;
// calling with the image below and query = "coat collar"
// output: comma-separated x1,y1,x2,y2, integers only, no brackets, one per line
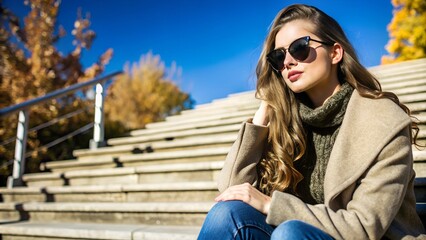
324,90,412,206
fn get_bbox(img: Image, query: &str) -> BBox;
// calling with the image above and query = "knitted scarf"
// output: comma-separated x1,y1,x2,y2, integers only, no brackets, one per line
295,82,354,204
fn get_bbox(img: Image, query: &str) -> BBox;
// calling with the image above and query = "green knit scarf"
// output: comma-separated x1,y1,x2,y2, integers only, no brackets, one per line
295,82,353,204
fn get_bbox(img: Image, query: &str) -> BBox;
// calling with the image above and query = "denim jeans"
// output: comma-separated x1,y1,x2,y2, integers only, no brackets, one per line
198,200,333,240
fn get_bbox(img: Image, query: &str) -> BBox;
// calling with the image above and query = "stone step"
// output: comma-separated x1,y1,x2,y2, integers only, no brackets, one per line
129,115,248,139
0,201,214,226
141,133,236,152
73,145,136,160
381,79,426,92
179,99,258,118
415,113,426,123
398,92,426,104
418,133,426,142
108,124,242,146
47,134,234,172
0,221,200,240
402,151,425,177
406,102,426,113
413,151,426,178
40,156,118,173
186,99,256,114
130,115,248,137
368,58,426,75
377,71,426,84
160,108,256,126
23,161,224,187
76,132,236,158
0,181,218,203
119,146,229,167
195,92,260,110
210,93,256,104
414,151,426,161
392,85,426,96
417,128,426,139
416,115,426,124
369,58,426,77
372,67,426,80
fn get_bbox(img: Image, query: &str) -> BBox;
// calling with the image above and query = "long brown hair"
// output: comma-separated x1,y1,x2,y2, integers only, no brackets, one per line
256,4,419,196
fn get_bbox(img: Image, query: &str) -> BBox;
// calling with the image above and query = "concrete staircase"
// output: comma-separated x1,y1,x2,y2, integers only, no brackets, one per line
0,58,425,239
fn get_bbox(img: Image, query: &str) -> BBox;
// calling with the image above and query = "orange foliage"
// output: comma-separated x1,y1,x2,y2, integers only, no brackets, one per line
382,0,426,64
105,52,193,130
0,0,112,183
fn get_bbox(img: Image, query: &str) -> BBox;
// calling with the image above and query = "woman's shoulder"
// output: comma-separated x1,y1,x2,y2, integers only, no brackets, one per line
345,90,411,128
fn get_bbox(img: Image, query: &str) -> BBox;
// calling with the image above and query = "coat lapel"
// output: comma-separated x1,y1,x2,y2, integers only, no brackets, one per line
323,91,411,208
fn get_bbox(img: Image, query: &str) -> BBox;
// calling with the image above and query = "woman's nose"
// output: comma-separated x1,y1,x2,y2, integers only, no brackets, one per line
283,52,297,70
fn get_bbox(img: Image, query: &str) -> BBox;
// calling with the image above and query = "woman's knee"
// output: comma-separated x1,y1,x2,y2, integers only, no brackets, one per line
271,220,332,240
206,200,250,221
271,220,304,239
199,201,254,238
200,200,273,239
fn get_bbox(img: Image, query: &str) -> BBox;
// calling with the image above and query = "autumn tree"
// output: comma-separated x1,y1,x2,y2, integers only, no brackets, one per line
105,52,193,130
382,0,426,63
0,0,112,185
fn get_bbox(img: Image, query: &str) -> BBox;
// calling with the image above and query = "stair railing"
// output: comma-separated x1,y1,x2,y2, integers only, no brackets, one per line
0,71,122,188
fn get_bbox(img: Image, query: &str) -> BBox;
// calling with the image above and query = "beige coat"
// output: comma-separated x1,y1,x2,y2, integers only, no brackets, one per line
218,91,425,239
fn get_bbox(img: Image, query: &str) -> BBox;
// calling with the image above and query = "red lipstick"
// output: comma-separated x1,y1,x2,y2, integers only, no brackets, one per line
288,70,303,82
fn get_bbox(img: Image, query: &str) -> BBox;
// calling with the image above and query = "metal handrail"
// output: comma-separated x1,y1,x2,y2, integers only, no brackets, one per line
0,107,92,147
0,71,123,188
0,71,122,117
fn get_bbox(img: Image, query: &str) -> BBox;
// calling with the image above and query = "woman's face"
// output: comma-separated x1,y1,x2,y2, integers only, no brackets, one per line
274,19,339,100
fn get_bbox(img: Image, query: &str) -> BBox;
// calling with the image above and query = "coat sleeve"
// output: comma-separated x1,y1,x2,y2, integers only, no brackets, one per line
217,119,269,193
266,127,417,239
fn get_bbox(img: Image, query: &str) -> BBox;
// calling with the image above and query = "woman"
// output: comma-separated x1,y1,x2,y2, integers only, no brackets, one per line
198,4,425,240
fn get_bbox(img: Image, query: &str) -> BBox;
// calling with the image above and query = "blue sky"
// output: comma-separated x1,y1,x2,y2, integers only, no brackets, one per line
4,0,394,105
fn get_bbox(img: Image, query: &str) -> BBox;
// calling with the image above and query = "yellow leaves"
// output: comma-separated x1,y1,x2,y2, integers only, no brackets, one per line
382,0,426,64
392,0,426,10
105,52,192,130
1,0,112,169
72,9,95,50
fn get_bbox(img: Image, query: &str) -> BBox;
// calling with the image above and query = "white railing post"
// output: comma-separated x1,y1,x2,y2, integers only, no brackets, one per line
7,109,29,188
90,82,106,149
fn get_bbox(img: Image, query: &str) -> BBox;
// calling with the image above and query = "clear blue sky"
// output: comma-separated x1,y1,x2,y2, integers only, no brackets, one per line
4,0,394,105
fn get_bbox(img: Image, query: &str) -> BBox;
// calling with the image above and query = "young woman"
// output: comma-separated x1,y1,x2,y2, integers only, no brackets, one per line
198,4,425,240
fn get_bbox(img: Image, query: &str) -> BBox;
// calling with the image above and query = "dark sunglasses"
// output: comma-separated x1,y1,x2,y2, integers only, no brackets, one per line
266,36,334,71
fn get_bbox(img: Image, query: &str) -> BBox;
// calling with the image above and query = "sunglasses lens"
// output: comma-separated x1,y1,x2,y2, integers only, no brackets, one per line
267,37,312,71
267,50,285,71
289,38,310,61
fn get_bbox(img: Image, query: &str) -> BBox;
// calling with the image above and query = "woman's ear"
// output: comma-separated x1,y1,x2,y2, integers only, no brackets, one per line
330,43,344,64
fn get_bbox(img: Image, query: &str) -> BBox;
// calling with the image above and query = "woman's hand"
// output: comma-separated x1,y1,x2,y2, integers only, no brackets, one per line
253,100,270,126
215,183,272,215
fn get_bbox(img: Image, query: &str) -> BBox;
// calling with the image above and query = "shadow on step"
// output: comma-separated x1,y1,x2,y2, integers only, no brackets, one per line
132,147,144,154
113,157,123,167
0,203,32,224
60,173,70,186
15,204,29,221
131,146,155,154
41,188,55,202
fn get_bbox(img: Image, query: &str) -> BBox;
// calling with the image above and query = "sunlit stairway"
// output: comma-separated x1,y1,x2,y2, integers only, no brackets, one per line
0,58,425,239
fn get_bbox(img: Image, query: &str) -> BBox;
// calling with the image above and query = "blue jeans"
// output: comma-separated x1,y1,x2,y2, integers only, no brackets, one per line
198,201,333,240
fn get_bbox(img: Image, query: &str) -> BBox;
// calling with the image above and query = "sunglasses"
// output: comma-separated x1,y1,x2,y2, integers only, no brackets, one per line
266,36,334,71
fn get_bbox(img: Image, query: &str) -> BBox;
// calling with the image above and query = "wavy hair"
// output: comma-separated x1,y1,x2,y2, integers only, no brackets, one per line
256,4,420,196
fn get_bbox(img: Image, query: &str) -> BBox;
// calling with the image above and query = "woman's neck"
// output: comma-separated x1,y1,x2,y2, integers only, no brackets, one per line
306,79,342,108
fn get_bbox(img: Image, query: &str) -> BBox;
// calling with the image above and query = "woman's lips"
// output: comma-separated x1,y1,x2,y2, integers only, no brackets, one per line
288,71,303,82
